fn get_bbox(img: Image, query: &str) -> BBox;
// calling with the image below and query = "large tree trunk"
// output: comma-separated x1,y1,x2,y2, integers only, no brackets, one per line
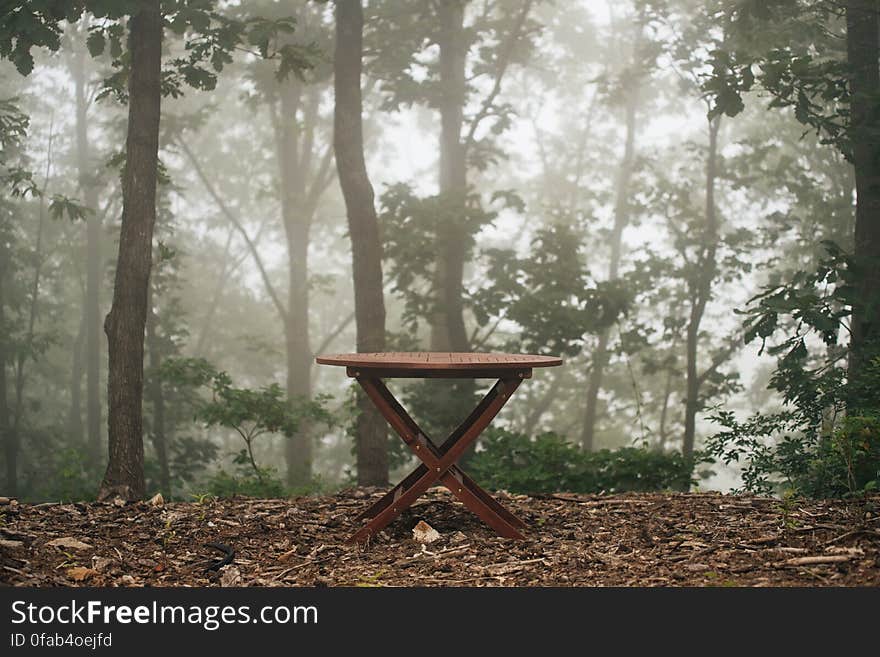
431,0,470,353
98,2,162,501
682,116,721,464
846,1,880,401
334,0,388,486
580,87,638,451
71,34,102,466
277,81,314,488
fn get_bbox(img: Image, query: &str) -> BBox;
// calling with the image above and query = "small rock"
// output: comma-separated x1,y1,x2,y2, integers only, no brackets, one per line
0,539,24,549
47,537,93,551
119,575,137,586
219,566,242,587
0,496,10,505
450,531,468,543
148,493,165,507
92,556,114,572
412,520,441,544
685,563,710,572
112,497,126,507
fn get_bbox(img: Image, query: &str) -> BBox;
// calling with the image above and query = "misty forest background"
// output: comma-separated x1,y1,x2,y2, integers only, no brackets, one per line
1,0,879,504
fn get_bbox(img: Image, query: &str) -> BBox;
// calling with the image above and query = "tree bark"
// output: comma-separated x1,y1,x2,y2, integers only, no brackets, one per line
71,33,103,467
846,1,880,399
432,0,470,352
277,81,314,488
67,314,85,445
581,84,639,451
145,297,169,496
682,116,721,464
334,0,388,486
98,2,162,501
0,255,11,494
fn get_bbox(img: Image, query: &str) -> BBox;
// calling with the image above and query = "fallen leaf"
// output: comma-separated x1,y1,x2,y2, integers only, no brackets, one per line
47,537,93,551
148,493,164,507
0,539,24,549
413,520,440,544
67,567,97,582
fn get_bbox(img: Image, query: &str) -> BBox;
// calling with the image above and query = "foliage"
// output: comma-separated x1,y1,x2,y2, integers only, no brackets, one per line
24,447,101,503
160,357,333,480
144,436,218,498
469,428,695,494
705,244,880,497
0,1,320,96
204,464,287,499
475,220,631,357
702,1,851,154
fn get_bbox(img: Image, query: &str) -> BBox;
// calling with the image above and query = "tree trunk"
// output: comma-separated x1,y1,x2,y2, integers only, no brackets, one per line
72,39,102,466
580,84,638,451
431,0,470,353
334,0,388,486
99,2,162,502
657,363,675,449
0,259,12,495
71,38,102,465
277,81,314,488
846,1,880,401
145,297,169,496
67,314,85,445
682,116,721,464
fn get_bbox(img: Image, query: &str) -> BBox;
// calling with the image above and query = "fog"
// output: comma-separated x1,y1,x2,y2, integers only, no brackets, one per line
0,0,865,502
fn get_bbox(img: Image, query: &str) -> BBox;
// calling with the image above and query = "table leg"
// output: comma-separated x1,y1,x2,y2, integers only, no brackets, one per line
348,375,525,543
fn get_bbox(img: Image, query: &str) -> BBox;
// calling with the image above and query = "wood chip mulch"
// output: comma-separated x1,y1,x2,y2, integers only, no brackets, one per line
1,490,879,587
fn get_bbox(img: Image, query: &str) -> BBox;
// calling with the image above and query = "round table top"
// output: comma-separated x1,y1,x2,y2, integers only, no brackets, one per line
315,351,563,370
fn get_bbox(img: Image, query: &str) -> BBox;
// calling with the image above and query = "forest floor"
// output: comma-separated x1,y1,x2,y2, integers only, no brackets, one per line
1,489,879,587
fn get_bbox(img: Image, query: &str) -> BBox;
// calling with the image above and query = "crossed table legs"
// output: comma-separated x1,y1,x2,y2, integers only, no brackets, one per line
347,373,528,544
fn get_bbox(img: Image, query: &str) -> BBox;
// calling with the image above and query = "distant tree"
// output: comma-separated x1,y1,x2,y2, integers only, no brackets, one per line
705,0,880,411
0,0,318,500
334,0,389,486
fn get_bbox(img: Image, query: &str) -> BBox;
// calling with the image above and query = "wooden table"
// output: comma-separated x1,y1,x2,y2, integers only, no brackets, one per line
315,352,563,543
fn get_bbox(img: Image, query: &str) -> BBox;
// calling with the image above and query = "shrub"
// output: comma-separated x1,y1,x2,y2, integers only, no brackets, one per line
469,428,694,494
705,245,880,498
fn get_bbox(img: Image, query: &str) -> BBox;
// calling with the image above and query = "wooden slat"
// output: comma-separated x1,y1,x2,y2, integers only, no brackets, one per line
317,351,562,371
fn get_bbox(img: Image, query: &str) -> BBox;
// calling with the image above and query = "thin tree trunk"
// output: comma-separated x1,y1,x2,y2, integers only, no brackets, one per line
657,364,674,449
71,34,103,467
334,0,388,486
277,81,314,488
0,254,11,494
67,313,86,445
431,0,470,352
581,84,639,451
99,1,162,501
145,296,169,496
846,1,880,399
7,123,54,496
682,116,721,464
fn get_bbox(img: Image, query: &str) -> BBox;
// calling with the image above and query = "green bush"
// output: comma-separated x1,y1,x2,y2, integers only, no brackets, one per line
469,428,694,494
705,246,880,498
205,466,287,499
